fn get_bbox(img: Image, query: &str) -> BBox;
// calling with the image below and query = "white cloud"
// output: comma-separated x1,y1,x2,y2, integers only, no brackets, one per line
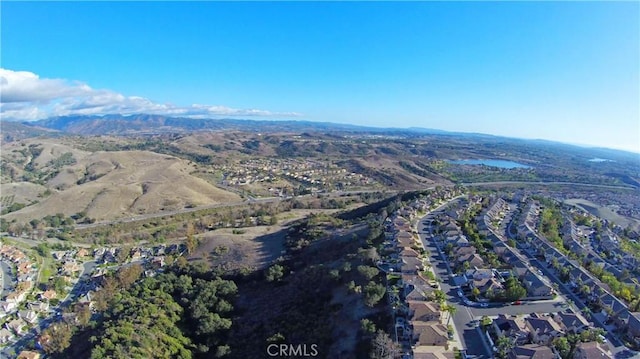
0,68,301,121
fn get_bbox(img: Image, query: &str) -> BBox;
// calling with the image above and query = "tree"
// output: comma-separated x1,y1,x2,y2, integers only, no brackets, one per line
443,304,457,326
265,264,285,282
361,318,377,336
358,247,380,264
552,336,571,359
75,303,92,327
364,281,386,307
357,265,379,280
116,263,143,289
472,287,481,299
370,330,399,359
185,234,198,255
433,289,446,303
481,315,492,327
495,336,514,359
42,323,73,355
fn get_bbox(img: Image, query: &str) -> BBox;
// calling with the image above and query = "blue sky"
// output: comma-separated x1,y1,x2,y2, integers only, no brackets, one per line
1,2,638,152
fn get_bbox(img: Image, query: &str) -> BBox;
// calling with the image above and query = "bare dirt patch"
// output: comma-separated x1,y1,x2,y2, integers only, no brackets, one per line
189,226,287,272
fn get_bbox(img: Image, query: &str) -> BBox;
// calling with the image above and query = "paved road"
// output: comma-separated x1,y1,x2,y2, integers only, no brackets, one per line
74,189,398,230
419,204,493,359
0,261,14,298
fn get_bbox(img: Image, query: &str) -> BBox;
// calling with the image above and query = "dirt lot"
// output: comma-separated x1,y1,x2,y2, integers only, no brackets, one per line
188,208,346,271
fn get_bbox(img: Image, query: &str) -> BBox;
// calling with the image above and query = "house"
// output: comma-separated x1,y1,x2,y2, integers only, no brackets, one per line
0,328,14,344
412,322,449,347
403,274,433,301
150,256,165,269
573,341,612,359
17,351,41,359
509,344,557,359
76,248,89,258
407,301,441,322
6,318,28,335
553,311,588,334
6,291,26,304
130,247,143,261
453,246,476,258
41,290,57,301
457,253,485,268
598,293,627,320
627,312,640,343
61,260,81,274
525,316,564,344
472,277,503,295
493,315,530,345
522,271,553,297
401,247,420,258
28,301,49,313
1,300,17,313
401,256,425,274
19,310,38,324
465,268,494,281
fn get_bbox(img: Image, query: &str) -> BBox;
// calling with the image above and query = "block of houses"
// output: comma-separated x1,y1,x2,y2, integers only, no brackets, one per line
407,301,441,323
573,341,612,359
509,344,557,359
412,322,449,347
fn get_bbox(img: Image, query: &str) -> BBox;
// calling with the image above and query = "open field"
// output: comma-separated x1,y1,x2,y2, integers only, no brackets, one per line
564,198,640,230
1,139,240,222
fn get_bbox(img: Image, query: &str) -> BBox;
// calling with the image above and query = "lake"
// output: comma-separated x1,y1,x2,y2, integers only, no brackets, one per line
588,158,613,163
447,159,531,169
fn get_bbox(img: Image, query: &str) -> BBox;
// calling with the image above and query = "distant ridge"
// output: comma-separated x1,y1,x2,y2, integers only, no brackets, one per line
7,113,640,158
21,114,458,136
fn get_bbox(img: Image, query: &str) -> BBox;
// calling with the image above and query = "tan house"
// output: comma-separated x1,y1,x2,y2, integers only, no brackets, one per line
408,301,441,323
41,290,57,301
413,322,449,347
573,342,612,359
509,344,557,359
17,350,41,359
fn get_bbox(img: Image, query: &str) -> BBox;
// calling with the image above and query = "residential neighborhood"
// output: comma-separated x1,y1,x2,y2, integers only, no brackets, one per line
380,189,640,359
0,241,187,358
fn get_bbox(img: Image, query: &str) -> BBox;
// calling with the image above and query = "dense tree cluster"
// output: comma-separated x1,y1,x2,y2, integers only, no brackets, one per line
48,264,237,359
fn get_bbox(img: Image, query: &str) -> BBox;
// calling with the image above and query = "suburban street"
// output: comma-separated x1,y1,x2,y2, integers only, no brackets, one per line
0,261,13,299
417,199,577,359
